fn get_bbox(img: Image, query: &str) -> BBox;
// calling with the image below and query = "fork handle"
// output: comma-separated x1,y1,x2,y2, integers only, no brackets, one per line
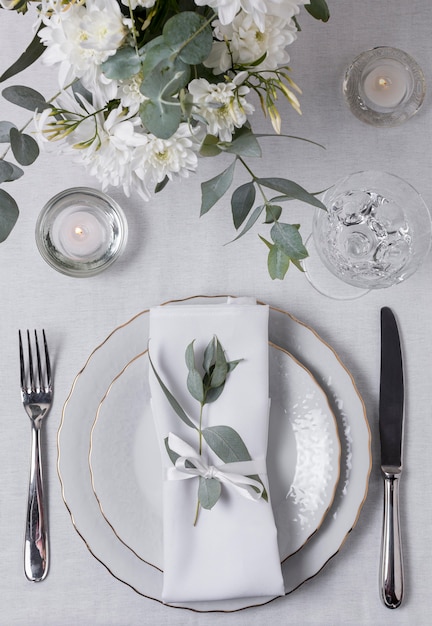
25,423,49,582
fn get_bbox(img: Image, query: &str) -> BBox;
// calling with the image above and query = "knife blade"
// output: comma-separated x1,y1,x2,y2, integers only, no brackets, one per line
379,306,404,609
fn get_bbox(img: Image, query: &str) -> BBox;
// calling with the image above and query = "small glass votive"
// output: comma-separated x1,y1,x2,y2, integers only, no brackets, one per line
35,187,128,277
343,47,426,127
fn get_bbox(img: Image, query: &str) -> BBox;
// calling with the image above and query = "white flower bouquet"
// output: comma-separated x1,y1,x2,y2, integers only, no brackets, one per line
0,0,329,278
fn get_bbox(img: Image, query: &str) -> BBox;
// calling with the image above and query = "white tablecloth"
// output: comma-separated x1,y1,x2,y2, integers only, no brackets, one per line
1,1,431,624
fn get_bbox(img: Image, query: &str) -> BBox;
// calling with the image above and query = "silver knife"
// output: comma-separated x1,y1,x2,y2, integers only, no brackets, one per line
379,306,404,609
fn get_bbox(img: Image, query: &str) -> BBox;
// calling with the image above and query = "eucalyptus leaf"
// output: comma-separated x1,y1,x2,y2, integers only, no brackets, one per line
163,12,213,65
257,177,326,210
148,352,197,430
203,336,216,374
200,160,236,215
267,242,291,280
140,99,182,139
264,204,282,223
229,203,265,242
155,176,169,193
210,338,228,388
198,476,221,510
164,436,180,465
187,368,204,403
0,28,45,83
224,130,262,158
231,182,256,229
305,0,330,22
270,222,308,261
202,425,251,463
140,39,174,77
2,85,50,112
101,46,141,79
3,161,24,182
9,128,39,166
0,189,19,243
0,161,14,184
204,383,225,404
199,134,222,157
140,55,189,100
0,121,16,143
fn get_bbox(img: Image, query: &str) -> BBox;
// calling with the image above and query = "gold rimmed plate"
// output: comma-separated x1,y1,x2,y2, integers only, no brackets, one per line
57,296,371,612
88,343,341,571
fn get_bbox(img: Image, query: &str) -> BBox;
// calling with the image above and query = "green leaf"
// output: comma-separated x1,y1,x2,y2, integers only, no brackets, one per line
9,128,39,166
140,99,182,139
155,175,169,193
210,338,228,388
200,160,236,215
305,0,330,22
185,341,205,403
230,203,265,242
268,243,291,280
101,46,141,79
164,436,180,465
0,161,14,184
224,130,262,157
270,222,308,261
0,121,16,143
148,352,197,430
203,425,251,463
0,189,19,243
2,85,50,112
264,204,282,223
140,39,174,76
198,476,221,510
231,182,256,229
1,161,23,182
204,383,225,404
0,28,45,83
257,177,326,210
203,336,216,374
163,12,213,65
199,134,222,157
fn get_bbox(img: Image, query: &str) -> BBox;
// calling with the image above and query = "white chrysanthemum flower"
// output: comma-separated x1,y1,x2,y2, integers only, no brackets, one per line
188,78,254,142
34,91,150,198
117,73,147,114
206,11,297,73
133,123,199,191
120,0,156,8
195,0,307,32
38,0,126,95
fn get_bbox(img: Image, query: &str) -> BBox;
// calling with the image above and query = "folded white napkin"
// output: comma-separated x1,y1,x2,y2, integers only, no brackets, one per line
149,298,284,603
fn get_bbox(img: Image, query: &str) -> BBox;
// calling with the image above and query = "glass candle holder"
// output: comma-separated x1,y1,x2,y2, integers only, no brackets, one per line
343,47,426,127
35,188,128,277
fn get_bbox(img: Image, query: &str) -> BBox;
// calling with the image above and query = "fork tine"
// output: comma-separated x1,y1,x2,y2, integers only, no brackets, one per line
26,329,35,392
19,330,25,390
43,330,51,389
34,330,43,392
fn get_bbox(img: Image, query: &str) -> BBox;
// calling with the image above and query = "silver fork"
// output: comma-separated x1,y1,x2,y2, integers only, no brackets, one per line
19,329,52,582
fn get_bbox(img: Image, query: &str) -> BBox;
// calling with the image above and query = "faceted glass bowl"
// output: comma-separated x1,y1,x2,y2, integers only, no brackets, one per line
312,171,431,290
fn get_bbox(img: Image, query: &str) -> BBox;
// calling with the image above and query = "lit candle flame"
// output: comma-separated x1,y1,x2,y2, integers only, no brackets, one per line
74,226,84,237
378,77,390,88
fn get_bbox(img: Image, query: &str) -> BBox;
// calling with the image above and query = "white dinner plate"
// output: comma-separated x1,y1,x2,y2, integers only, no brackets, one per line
89,343,341,570
58,296,371,612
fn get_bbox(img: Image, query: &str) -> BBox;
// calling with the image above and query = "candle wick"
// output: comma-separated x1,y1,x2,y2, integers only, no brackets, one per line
378,77,390,88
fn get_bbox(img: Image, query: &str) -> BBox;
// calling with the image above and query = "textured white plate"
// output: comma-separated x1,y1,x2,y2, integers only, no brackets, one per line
89,343,340,569
58,297,371,612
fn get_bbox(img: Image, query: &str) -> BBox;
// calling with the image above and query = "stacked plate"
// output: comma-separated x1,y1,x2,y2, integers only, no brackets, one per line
58,296,371,612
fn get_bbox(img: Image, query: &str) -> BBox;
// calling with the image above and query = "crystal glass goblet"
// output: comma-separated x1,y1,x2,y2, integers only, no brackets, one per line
304,171,431,298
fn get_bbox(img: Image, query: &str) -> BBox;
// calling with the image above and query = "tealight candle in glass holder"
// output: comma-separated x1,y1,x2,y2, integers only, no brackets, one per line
35,188,128,277
343,47,425,127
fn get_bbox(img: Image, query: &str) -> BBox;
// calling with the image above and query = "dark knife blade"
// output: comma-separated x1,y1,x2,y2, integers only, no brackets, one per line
379,306,404,609
379,306,404,471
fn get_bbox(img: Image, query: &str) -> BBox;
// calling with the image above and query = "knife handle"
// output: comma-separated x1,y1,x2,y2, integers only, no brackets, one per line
380,471,403,608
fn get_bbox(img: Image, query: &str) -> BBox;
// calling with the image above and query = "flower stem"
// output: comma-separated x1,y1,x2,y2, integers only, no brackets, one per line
193,402,205,526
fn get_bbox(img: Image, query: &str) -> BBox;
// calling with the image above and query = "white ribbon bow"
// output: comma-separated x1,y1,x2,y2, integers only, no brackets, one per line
166,433,266,501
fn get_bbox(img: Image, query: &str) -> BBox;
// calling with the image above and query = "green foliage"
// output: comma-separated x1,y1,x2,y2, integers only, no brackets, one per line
0,189,19,243
0,28,45,83
150,335,268,518
305,0,330,22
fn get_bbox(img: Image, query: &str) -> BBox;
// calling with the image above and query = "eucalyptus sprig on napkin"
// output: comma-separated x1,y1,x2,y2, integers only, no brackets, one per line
149,335,268,525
